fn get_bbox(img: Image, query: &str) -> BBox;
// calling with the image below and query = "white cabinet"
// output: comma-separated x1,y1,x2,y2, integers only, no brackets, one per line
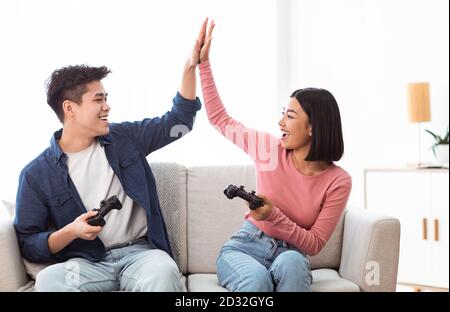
364,168,449,289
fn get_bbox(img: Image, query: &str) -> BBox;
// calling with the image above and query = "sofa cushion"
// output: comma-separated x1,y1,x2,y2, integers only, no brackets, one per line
0,201,50,284
311,269,360,292
22,259,53,281
0,199,15,219
187,165,256,273
308,212,345,270
188,274,228,292
187,270,360,292
18,275,189,292
17,280,35,292
0,217,29,292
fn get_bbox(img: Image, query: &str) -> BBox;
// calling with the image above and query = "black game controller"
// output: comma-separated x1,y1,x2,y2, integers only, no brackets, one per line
223,185,265,210
87,195,123,226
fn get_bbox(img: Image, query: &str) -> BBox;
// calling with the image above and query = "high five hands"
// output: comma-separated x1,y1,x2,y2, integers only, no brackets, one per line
200,18,215,63
188,18,215,68
190,18,274,221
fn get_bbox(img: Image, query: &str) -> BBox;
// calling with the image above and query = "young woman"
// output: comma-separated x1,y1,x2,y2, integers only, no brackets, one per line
197,20,352,292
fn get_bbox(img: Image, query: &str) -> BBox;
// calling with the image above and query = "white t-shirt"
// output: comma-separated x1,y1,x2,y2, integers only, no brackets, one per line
66,140,148,249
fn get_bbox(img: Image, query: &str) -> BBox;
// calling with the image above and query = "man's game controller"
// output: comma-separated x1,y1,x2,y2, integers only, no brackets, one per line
223,185,265,210
87,195,123,226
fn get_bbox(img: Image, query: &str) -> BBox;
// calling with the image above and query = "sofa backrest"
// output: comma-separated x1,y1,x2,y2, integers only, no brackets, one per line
185,164,344,274
150,162,188,274
309,212,344,270
187,165,256,273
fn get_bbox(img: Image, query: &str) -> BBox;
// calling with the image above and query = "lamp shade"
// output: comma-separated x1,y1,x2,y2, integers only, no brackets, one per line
407,82,431,122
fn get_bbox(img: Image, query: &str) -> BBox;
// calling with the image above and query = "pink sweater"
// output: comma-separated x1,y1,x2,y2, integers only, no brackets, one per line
199,61,352,256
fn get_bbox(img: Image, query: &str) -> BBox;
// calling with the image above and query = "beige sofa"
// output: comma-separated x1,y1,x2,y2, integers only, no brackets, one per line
0,163,400,292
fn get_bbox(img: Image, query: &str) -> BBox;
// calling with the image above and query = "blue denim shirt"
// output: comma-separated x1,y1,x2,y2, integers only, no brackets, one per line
14,92,201,263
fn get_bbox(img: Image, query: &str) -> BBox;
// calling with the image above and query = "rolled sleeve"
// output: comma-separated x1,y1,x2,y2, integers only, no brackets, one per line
115,92,202,155
173,91,202,113
14,171,53,262
20,231,53,262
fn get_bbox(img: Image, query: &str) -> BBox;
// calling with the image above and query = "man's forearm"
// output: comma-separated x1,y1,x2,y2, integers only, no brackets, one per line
179,62,197,100
48,224,77,255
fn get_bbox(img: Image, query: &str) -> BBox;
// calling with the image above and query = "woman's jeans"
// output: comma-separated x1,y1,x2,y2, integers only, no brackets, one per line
217,220,312,292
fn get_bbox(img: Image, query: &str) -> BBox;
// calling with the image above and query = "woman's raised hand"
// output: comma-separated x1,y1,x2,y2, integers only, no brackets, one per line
199,18,215,63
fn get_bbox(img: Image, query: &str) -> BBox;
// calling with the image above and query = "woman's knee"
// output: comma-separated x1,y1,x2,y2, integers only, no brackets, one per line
269,250,312,292
271,250,311,279
235,266,273,292
217,255,273,292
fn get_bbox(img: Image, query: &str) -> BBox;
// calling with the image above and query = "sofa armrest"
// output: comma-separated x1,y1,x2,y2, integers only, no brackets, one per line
339,208,400,292
0,218,28,291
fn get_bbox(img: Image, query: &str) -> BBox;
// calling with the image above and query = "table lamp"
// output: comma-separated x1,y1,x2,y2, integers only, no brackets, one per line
407,82,431,168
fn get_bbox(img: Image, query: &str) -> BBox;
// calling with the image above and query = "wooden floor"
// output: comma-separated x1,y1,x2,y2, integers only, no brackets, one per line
396,283,449,292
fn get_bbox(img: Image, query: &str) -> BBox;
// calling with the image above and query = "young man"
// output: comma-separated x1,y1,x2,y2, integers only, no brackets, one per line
14,21,209,292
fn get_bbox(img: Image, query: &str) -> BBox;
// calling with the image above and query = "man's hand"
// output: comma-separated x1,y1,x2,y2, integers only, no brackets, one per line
180,18,213,100
68,210,103,240
200,18,215,63
48,210,103,254
249,194,273,221
186,18,209,68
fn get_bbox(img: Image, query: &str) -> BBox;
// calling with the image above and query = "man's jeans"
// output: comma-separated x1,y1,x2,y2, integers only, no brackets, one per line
35,239,185,292
217,220,312,292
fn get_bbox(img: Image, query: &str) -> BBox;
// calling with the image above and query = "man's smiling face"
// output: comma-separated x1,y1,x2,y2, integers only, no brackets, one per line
67,80,110,137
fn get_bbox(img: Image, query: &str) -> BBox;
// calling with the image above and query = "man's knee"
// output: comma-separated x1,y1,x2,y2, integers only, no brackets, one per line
35,263,77,292
137,258,184,291
153,260,181,281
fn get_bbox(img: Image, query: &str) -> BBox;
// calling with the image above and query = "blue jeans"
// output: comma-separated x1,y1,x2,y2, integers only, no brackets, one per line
217,221,312,292
35,239,185,292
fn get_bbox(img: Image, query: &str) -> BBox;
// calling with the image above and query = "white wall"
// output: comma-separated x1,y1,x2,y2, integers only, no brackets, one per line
0,0,448,210
286,0,449,207
0,0,279,201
